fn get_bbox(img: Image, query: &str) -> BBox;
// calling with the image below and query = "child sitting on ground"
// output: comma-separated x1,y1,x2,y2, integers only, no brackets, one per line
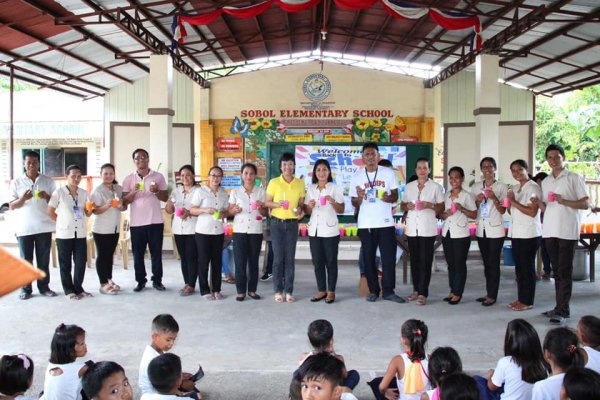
82,361,132,400
0,354,35,400
576,315,600,373
421,347,463,400
560,367,600,400
439,373,480,400
370,319,430,400
533,327,584,400
40,324,90,400
141,354,184,400
295,319,359,393
297,353,358,400
138,314,202,399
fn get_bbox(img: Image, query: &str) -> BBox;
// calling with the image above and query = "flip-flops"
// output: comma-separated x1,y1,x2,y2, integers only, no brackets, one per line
274,293,283,303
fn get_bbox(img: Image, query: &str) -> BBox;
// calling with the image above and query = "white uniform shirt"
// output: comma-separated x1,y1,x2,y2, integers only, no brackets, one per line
472,180,508,239
229,185,266,234
404,179,445,237
490,356,537,400
305,182,344,237
350,166,398,229
48,186,89,239
532,373,564,400
509,180,542,239
442,189,475,238
541,169,587,240
9,174,56,236
584,345,600,373
138,344,160,395
170,185,199,236
91,183,123,234
191,186,229,235
39,360,85,400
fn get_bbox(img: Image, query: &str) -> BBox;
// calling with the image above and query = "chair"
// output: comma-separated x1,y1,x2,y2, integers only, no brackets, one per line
162,208,179,259
118,212,131,269
86,216,95,268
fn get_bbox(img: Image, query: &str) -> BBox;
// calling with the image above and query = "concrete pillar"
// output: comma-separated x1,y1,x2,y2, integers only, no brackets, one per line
474,54,501,163
198,88,214,177
148,55,173,182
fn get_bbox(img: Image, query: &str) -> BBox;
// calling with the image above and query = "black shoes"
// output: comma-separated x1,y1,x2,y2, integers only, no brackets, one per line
366,293,379,302
153,282,166,291
41,289,58,297
133,282,146,292
382,293,406,303
260,273,272,281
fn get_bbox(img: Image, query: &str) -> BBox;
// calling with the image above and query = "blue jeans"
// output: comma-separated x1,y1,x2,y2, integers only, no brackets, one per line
130,223,164,285
270,218,298,294
56,238,87,295
17,232,52,293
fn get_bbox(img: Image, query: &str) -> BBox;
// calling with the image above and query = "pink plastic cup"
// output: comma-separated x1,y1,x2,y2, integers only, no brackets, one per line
502,198,511,207
251,200,258,210
415,200,423,211
282,200,290,210
300,227,308,236
319,196,327,206
450,202,457,213
175,208,183,217
548,191,556,202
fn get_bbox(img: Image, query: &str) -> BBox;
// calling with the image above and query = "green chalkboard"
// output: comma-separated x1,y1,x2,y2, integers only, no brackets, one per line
266,142,433,222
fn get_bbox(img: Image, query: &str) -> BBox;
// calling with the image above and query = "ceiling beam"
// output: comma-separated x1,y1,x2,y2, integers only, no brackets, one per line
0,70,87,98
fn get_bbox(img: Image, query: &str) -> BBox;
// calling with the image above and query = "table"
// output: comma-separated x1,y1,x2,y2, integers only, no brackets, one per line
578,233,600,282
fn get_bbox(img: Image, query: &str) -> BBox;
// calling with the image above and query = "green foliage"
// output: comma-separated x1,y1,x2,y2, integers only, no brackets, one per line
535,85,600,179
0,77,37,92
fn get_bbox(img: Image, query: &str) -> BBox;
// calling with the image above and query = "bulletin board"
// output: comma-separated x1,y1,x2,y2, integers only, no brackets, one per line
443,121,534,187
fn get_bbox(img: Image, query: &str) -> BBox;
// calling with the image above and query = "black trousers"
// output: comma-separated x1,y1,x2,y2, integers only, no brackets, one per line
233,233,263,294
476,235,505,300
442,234,471,297
512,237,540,306
359,226,397,297
407,235,436,297
195,233,224,295
93,232,119,285
309,235,340,293
544,237,576,316
130,223,164,285
174,234,198,287
56,237,87,295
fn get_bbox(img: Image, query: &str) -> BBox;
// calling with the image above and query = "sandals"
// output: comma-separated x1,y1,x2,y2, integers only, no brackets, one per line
416,295,427,306
99,284,118,295
285,293,295,303
274,293,283,303
180,285,195,297
108,280,121,291
510,301,533,311
325,293,335,304
222,275,236,284
203,294,215,301
310,293,327,302
407,291,419,302
66,293,79,301
213,292,225,300
78,291,93,299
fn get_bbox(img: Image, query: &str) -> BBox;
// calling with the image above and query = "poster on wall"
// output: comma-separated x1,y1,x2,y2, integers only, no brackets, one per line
293,145,407,215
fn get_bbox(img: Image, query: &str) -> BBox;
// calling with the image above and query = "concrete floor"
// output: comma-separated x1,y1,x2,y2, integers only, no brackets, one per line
1,220,599,400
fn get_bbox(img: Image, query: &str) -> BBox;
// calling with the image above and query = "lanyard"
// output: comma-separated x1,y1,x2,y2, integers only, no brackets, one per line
365,167,378,189
66,186,78,207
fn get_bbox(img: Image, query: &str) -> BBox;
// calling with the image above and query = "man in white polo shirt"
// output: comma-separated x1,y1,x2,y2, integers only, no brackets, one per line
350,142,404,303
9,150,57,299
535,143,588,324
123,148,169,292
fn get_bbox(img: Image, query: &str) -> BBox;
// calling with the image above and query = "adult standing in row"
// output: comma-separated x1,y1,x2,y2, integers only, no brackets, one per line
472,157,507,307
534,144,588,324
91,163,126,295
190,166,229,301
165,164,199,296
122,148,169,292
351,142,403,303
228,163,267,301
401,157,444,306
440,166,477,305
304,159,345,304
265,152,305,303
9,150,57,299
506,159,542,312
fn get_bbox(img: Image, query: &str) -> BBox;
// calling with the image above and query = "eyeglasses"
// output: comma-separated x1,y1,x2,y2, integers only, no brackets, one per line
134,157,147,161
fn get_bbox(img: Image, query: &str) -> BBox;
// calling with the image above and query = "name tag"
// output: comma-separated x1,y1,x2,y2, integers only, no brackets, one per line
73,206,84,221
366,188,376,203
480,202,490,219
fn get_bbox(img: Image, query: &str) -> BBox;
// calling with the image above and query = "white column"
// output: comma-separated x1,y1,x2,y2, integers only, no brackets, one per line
148,55,173,182
474,54,501,163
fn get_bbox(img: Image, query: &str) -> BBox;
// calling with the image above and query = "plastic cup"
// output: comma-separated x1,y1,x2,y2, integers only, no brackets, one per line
213,211,220,220
282,200,290,210
377,189,385,199
319,196,327,206
251,200,258,210
137,181,145,191
85,201,94,212
175,208,183,217
339,227,346,236
503,198,511,208
482,189,490,199
33,189,41,200
548,191,555,202
300,226,308,236
415,200,423,211
111,198,120,208
352,226,358,236
450,202,457,213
